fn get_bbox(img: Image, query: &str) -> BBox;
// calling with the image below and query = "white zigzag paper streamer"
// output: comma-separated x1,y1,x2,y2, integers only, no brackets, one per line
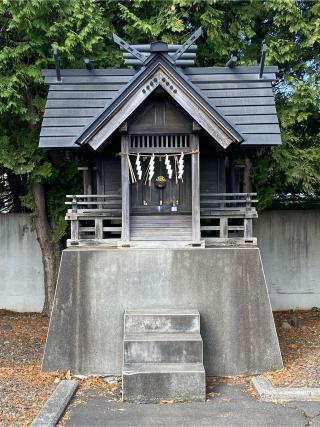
135,153,142,180
165,154,173,179
178,152,184,180
148,154,155,184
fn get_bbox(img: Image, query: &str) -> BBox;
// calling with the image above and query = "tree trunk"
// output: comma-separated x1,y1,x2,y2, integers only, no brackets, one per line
243,155,253,193
32,181,61,316
6,170,24,212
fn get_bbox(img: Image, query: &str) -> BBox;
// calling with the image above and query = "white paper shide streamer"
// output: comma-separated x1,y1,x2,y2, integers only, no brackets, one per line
165,154,173,179
178,152,184,180
148,154,155,184
135,153,142,180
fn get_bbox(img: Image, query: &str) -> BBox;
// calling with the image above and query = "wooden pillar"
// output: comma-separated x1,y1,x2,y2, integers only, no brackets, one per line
244,218,253,239
121,134,130,243
244,192,253,239
70,196,79,240
95,218,103,240
219,217,228,238
83,168,92,195
96,157,104,194
70,220,79,241
191,133,201,242
243,154,253,193
77,166,92,195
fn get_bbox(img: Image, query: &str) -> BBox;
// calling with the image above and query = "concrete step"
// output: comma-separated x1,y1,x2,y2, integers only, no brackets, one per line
123,333,203,364
124,309,200,334
122,363,206,403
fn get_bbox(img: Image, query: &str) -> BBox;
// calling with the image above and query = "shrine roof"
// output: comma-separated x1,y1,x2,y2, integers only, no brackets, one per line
39,64,281,149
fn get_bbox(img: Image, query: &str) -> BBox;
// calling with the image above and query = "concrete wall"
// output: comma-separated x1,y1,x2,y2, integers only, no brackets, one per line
254,210,320,311
1,211,320,312
0,214,44,312
43,247,282,376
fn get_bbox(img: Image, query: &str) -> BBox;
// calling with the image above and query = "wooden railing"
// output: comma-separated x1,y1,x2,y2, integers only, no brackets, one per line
65,192,258,244
65,194,121,242
200,193,258,240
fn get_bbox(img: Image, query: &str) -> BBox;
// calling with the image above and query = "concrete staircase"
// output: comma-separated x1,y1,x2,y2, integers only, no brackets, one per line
122,308,206,403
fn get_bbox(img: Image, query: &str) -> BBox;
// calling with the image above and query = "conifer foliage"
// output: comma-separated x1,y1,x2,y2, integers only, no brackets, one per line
0,0,319,311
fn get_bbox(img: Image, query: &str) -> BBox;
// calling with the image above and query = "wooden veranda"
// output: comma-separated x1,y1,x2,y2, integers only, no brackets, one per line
65,191,257,247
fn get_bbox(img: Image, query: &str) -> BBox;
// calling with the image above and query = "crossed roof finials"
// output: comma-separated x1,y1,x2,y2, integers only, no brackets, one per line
113,27,202,67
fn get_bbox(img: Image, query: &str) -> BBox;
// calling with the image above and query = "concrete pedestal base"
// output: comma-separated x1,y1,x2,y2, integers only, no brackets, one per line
42,247,283,376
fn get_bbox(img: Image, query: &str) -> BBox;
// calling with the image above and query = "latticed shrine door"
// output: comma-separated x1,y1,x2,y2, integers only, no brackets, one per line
129,135,192,215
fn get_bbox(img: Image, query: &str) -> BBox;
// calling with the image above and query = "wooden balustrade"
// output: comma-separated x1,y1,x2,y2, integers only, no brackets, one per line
65,194,122,243
200,193,258,241
65,192,258,245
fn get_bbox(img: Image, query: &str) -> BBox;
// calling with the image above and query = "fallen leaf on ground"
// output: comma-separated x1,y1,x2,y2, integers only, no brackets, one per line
65,370,72,380
288,343,298,350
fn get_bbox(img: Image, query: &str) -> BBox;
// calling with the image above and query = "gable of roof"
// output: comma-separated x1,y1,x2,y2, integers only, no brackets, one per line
70,54,243,150
39,65,281,149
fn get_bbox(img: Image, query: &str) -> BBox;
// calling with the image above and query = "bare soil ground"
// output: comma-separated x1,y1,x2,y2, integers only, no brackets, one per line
0,311,120,426
0,309,319,425
266,309,320,387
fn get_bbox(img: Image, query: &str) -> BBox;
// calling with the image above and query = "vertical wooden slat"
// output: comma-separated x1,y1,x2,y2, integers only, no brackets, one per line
245,193,252,211
95,218,103,239
70,196,79,240
244,218,253,238
70,220,79,240
191,134,201,242
219,217,228,238
71,196,77,213
121,134,130,243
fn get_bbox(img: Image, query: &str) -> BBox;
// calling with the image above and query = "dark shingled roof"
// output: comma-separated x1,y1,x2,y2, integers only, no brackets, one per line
39,65,281,149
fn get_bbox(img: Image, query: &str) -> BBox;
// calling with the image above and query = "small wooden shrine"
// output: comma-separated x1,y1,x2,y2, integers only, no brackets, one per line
40,30,283,397
40,29,281,248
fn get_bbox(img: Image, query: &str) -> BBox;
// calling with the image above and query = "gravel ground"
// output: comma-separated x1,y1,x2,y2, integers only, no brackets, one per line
0,309,319,425
266,309,320,387
0,311,55,426
0,311,121,426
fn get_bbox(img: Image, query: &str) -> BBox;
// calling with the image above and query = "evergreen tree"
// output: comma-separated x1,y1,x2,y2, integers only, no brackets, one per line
0,0,319,313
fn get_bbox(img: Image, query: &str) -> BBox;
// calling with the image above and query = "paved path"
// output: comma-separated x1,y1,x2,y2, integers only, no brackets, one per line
64,383,320,426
